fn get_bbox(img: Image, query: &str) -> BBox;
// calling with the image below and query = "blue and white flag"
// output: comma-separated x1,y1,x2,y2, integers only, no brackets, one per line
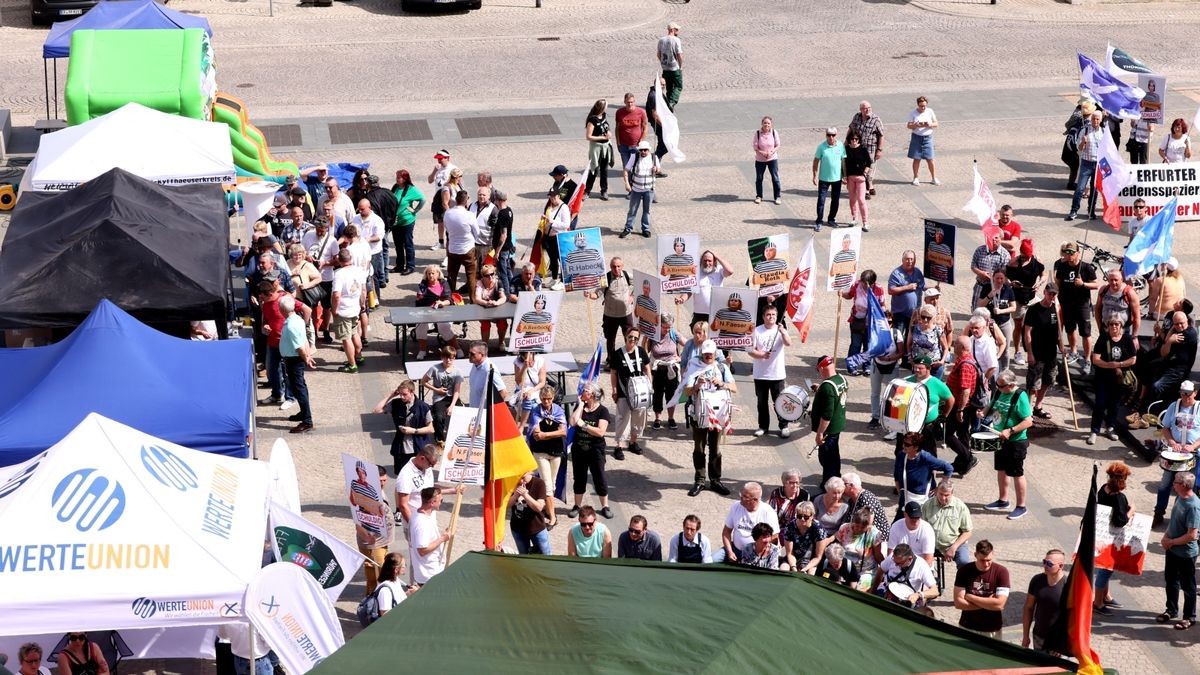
1123,197,1177,277
1079,53,1145,119
556,339,603,500
865,289,894,357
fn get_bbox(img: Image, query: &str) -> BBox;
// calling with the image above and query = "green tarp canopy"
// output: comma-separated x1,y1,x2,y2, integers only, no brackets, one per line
316,552,1076,674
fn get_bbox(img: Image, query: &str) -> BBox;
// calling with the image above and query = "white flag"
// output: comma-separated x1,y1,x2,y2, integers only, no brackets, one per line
786,236,817,342
246,563,345,675
962,163,997,227
270,500,369,604
654,78,686,163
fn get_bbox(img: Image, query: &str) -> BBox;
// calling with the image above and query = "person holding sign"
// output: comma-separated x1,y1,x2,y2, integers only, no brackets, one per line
410,484,464,585
750,306,792,438
840,270,884,376
514,294,555,355
712,291,754,348
635,279,661,337
828,234,859,291
687,250,735,327
661,236,697,286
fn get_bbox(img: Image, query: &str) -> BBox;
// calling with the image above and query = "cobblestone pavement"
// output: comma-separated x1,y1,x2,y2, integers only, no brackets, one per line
4,0,1200,671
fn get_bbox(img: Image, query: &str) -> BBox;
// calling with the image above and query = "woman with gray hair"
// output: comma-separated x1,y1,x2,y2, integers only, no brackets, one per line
768,469,811,535
568,381,614,520
786,500,829,574
1089,312,1136,445
813,541,859,587
815,477,849,532
646,311,686,430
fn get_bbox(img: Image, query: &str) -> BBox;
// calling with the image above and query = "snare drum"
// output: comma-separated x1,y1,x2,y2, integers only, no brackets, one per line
774,385,811,422
627,375,652,410
970,432,1002,453
880,379,929,433
886,581,918,607
697,388,733,431
1160,450,1197,473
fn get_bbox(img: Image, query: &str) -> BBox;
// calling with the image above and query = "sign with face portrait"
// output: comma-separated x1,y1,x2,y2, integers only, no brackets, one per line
340,453,391,549
631,269,663,343
437,407,486,485
509,290,563,353
749,233,790,297
826,227,862,292
558,227,606,292
922,219,956,285
1137,74,1166,124
709,286,754,350
657,234,699,294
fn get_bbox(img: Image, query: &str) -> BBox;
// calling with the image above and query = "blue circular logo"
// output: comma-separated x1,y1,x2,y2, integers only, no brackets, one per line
51,468,126,532
140,445,198,491
131,597,156,619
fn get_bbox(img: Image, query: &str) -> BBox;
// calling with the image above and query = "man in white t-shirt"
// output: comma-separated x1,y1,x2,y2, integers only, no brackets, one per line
410,486,455,585
721,482,780,561
888,501,937,566
749,306,792,438
395,445,437,530
689,249,734,326
330,250,365,373
874,543,939,607
352,199,386,291
317,177,354,228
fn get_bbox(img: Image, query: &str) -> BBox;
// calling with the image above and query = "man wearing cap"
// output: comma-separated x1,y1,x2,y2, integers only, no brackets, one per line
278,294,316,434
428,151,457,250
812,355,849,485
1054,241,1100,374
685,340,737,496
548,165,577,205
984,370,1034,520
1006,239,1045,366
615,92,650,171
920,287,954,342
1152,382,1200,527
622,142,660,238
887,250,924,333
889,501,938,566
812,128,846,231
1022,285,1064,419
969,229,1010,311
656,23,684,109
300,164,330,206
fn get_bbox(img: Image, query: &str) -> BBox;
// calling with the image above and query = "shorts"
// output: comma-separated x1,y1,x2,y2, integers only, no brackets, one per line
907,133,935,160
995,438,1028,477
333,314,360,341
1013,302,1029,321
1061,302,1092,337
1025,357,1057,392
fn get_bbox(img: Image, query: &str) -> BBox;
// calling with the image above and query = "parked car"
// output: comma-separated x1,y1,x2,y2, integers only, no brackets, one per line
401,0,482,11
31,0,100,25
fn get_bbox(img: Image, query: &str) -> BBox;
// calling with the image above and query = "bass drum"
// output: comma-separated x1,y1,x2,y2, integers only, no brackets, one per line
880,379,929,434
774,385,811,422
697,388,733,431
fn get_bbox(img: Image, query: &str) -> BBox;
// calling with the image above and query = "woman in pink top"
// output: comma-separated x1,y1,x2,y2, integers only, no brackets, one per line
753,116,782,204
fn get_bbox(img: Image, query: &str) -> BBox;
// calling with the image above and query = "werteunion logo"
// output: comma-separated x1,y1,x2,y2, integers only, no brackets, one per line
131,597,156,619
51,469,125,532
140,445,198,491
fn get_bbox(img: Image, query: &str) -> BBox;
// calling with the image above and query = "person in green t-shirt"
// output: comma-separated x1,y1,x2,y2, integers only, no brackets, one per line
984,370,1033,521
897,356,953,457
811,127,847,230
812,355,849,486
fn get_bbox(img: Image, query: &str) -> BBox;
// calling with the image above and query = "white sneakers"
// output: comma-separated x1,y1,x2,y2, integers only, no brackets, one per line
780,427,791,438
911,178,920,186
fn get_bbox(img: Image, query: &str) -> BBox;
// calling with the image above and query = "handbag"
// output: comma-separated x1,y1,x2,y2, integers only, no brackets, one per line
300,283,327,307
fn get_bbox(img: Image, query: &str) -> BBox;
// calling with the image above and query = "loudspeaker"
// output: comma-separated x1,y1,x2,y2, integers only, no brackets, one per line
0,183,15,211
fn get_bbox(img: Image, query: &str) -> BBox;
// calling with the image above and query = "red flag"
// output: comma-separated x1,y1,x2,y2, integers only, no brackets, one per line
481,373,538,550
567,166,589,229
786,236,816,342
1096,169,1123,233
1044,465,1103,674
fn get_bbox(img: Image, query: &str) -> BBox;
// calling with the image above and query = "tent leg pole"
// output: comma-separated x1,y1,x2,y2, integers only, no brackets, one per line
44,60,50,120
249,623,258,672
54,59,59,120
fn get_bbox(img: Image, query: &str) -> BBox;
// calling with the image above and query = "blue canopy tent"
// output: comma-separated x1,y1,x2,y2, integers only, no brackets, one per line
0,300,253,467
40,0,213,120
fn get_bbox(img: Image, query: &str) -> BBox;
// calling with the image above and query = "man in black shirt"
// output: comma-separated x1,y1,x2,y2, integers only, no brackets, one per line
1006,239,1045,367
1022,284,1064,418
1053,242,1101,375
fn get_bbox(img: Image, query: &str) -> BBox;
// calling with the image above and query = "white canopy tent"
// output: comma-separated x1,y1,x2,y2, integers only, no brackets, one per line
23,102,235,192
0,413,270,634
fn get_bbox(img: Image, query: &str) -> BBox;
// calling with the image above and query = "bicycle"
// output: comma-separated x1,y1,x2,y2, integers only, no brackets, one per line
1074,240,1150,315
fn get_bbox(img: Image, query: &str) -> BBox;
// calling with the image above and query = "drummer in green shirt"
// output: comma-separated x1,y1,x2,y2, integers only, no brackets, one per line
983,370,1034,521
900,356,954,457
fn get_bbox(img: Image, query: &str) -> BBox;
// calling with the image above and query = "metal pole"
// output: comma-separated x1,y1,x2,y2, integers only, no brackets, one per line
54,59,59,120
269,0,274,18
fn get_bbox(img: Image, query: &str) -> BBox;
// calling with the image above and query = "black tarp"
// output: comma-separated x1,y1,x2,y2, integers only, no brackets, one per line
0,167,229,330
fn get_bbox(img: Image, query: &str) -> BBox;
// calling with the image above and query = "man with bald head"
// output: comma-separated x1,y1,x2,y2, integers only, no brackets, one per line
848,100,885,196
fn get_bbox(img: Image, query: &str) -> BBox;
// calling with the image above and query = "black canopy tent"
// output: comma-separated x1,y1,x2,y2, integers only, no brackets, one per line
0,168,230,335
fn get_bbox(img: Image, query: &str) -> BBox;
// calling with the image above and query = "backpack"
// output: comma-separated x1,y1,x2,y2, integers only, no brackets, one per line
964,359,989,409
356,587,383,627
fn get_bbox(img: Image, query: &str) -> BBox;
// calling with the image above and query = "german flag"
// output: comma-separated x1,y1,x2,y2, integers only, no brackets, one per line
482,372,538,550
528,215,550,279
1045,465,1103,674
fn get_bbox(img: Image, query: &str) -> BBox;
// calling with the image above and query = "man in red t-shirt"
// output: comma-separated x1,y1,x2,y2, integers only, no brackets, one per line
258,281,311,409
615,92,649,175
944,336,981,477
996,205,1022,257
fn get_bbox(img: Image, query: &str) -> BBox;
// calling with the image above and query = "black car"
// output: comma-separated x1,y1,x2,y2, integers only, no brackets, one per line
401,0,481,10
31,0,100,25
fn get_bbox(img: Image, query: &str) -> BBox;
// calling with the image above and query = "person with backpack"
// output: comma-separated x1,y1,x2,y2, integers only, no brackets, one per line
983,370,1034,521
945,337,984,478
586,257,635,361
752,116,781,204
357,552,413,627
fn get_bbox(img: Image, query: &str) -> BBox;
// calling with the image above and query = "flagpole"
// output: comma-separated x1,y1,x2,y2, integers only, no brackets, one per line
832,294,844,365
586,299,597,348
1062,350,1082,431
446,403,485,562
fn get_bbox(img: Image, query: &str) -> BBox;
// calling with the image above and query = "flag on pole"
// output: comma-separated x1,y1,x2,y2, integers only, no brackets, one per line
1094,130,1133,232
846,289,892,374
482,370,538,550
962,162,997,228
528,216,550,278
785,236,816,342
1079,53,1145,119
1044,465,1104,675
1123,197,1177,277
567,166,589,230
654,78,686,163
1106,43,1152,77
556,339,603,500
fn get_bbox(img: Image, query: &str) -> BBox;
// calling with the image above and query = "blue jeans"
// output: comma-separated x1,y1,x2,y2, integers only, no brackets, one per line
847,327,869,373
497,249,514,298
618,144,637,172
393,225,415,271
371,251,387,287
1070,159,1098,215
1090,379,1119,433
816,180,841,223
266,346,287,400
624,190,653,233
755,160,781,199
513,528,551,555
284,356,312,424
233,653,275,675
